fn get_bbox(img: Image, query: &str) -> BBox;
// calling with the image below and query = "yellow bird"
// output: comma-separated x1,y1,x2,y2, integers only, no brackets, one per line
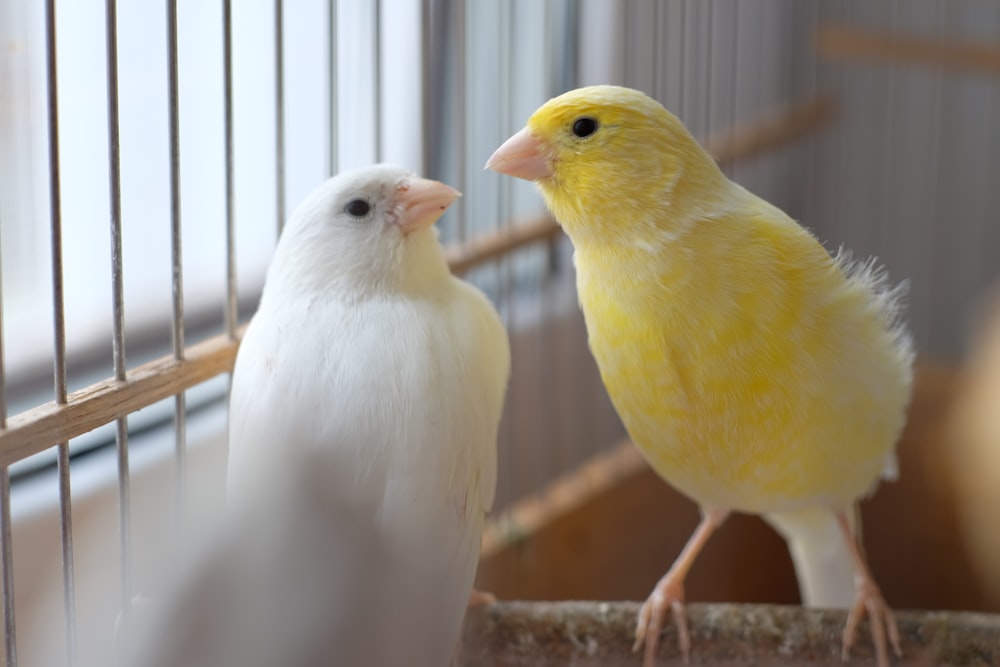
487,85,913,667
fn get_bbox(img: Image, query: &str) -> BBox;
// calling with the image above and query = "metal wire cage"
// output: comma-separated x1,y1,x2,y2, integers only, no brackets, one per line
1,0,998,665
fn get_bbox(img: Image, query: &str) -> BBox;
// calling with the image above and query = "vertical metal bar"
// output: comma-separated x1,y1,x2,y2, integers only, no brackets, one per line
622,0,634,86
454,0,467,243
327,0,338,176
678,0,687,123
653,0,664,102
45,0,77,662
0,469,13,667
223,0,238,340
274,0,286,235
879,0,897,257
166,0,187,536
804,0,818,227
724,0,739,175
538,0,553,484
925,0,946,349
0,236,15,667
104,0,133,639
494,0,512,503
501,0,519,491
419,0,431,180
704,0,713,138
373,0,382,162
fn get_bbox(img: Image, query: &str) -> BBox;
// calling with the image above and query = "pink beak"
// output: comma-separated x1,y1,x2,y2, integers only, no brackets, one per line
484,127,552,181
394,178,461,234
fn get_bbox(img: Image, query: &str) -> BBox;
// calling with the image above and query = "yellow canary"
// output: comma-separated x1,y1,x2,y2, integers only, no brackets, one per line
487,85,913,667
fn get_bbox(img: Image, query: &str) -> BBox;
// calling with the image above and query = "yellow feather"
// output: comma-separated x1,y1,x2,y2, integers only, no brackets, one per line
528,85,914,515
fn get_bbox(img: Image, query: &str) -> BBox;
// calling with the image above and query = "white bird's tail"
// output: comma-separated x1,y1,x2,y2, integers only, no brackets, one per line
764,507,858,608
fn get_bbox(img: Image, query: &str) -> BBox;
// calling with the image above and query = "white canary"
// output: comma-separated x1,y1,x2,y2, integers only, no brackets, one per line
227,164,510,666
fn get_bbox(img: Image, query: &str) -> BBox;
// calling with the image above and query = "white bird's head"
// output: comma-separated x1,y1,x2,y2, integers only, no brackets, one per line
265,164,460,299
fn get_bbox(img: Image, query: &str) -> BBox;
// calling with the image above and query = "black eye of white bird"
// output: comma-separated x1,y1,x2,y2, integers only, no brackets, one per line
572,117,598,138
344,199,371,218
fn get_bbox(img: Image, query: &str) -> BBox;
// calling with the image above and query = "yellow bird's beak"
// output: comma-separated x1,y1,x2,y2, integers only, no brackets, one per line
394,178,461,235
485,127,552,181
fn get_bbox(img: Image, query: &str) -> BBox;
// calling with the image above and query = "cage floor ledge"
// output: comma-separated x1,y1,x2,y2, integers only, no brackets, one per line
460,601,1000,666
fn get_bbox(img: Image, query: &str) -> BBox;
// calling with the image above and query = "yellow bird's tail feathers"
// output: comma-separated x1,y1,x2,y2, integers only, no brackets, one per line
764,507,859,608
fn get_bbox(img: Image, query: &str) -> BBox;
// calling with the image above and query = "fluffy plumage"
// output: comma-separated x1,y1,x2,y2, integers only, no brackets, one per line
227,164,510,666
487,85,913,667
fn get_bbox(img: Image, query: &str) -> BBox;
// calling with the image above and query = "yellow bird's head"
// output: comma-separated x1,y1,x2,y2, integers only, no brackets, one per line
486,85,727,244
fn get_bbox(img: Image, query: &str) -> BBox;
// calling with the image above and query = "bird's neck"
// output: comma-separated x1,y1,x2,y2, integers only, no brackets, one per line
262,230,452,306
393,231,454,295
543,152,735,249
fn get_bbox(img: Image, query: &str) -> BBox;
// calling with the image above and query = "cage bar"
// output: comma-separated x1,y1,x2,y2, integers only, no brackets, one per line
327,0,338,176
223,0,238,340
274,0,286,235
166,0,187,534
419,0,430,178
724,1,740,174
496,0,514,507
454,0,467,243
0,470,13,667
373,0,382,162
0,268,14,667
46,0,78,662
103,0,133,636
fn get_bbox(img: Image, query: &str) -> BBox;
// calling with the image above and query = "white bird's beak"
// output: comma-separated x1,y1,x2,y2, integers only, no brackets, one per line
484,127,552,181
395,178,461,235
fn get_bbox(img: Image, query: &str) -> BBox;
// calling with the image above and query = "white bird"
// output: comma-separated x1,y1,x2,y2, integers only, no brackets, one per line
226,164,511,666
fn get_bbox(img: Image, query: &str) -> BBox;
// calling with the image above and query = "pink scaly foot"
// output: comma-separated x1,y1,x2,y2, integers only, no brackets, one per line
632,507,728,666
634,571,690,666
835,511,902,667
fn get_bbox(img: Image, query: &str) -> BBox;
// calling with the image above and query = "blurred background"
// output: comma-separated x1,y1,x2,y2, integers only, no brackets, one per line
1,0,999,665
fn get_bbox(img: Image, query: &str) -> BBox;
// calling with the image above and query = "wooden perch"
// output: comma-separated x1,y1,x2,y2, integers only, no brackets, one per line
460,601,1000,666
0,328,246,467
817,23,1000,76
445,214,561,277
704,94,836,165
481,440,643,559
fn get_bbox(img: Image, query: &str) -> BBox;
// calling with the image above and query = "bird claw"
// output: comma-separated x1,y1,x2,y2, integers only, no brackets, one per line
841,578,902,667
633,575,690,667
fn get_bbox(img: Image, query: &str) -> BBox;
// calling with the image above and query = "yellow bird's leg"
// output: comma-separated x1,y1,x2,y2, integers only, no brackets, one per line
634,507,729,666
835,510,902,667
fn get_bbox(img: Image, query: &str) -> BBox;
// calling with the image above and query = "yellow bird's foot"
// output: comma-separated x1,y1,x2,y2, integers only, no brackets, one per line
835,510,902,667
634,574,690,666
632,507,728,666
466,588,496,609
841,576,902,667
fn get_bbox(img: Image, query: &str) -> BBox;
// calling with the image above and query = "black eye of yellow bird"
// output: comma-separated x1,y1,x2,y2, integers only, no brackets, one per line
572,117,598,138
344,199,371,218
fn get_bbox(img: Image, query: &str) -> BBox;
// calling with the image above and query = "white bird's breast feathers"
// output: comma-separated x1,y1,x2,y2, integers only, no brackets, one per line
228,280,510,536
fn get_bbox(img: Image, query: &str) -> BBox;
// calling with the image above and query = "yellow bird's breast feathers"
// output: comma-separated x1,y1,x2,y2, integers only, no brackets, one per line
574,197,913,514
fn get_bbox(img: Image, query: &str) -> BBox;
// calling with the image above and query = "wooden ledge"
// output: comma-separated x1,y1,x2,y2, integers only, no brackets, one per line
817,24,1000,76
461,601,1000,666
